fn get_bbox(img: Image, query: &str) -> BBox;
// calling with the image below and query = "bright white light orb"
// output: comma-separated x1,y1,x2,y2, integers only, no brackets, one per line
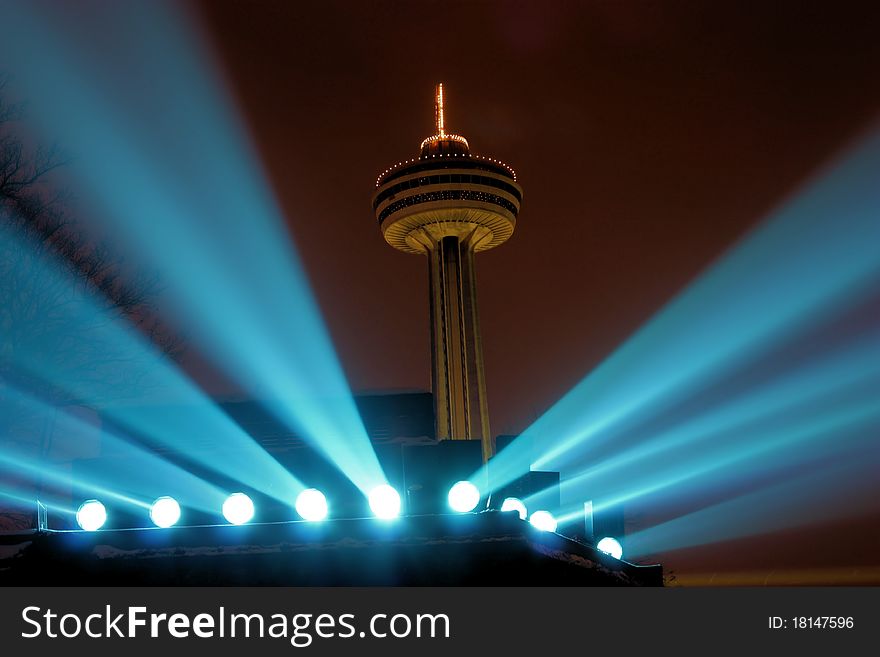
529,510,558,533
597,536,623,560
295,488,328,522
149,496,181,528
76,499,107,531
222,492,255,525
447,481,481,513
368,484,401,520
500,497,527,520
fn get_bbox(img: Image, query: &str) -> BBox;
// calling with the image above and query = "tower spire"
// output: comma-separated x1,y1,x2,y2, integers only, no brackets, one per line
420,84,469,154
435,83,446,137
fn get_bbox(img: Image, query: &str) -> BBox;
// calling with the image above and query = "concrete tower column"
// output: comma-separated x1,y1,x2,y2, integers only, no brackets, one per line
417,230,493,457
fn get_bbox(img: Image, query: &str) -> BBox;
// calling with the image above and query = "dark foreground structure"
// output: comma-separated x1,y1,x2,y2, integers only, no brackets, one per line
0,512,661,586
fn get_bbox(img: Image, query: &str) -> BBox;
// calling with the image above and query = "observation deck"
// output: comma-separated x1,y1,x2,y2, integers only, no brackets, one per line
372,87,522,255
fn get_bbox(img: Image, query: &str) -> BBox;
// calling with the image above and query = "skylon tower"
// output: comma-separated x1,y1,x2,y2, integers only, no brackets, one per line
372,84,522,461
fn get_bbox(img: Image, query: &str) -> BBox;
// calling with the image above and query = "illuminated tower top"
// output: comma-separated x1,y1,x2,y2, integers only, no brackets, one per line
419,83,471,157
372,84,522,461
435,82,445,137
374,84,521,255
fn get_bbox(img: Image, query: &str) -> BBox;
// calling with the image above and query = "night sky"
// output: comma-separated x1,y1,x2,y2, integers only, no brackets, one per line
193,1,880,582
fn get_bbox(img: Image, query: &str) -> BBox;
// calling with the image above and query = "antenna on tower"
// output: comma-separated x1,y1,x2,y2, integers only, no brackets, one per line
435,83,446,137
419,83,469,153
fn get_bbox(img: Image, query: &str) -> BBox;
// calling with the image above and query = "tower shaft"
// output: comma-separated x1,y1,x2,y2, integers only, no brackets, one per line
423,232,492,460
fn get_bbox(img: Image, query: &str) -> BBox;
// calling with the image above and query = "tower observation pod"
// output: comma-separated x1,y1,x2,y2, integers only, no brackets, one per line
372,84,522,461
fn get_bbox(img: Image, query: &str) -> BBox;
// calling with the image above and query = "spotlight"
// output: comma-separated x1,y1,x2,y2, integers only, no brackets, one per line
295,488,328,522
597,536,623,560
500,496,527,520
76,499,107,531
447,480,480,513
149,496,181,528
368,484,401,519
222,492,255,525
529,510,557,533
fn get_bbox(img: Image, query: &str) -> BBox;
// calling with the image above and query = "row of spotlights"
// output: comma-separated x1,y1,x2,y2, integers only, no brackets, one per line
77,497,186,531
76,488,600,546
76,489,527,529
77,496,623,563
76,486,401,531
495,496,556,532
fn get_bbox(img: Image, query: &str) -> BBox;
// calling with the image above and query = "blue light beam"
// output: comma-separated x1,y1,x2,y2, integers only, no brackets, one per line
483,125,880,490
586,392,880,514
0,218,306,506
0,384,228,514
624,453,880,559
549,335,880,500
0,0,386,494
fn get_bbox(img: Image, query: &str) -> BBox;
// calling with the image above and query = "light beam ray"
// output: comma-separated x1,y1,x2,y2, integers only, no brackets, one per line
541,390,880,533
550,336,880,496
0,451,150,510
624,452,880,559
0,383,227,513
584,393,879,514
0,490,74,517
0,0,386,494
0,218,306,506
481,125,880,491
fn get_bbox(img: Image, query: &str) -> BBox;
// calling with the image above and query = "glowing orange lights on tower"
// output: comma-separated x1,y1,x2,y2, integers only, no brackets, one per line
421,82,469,151
435,83,446,137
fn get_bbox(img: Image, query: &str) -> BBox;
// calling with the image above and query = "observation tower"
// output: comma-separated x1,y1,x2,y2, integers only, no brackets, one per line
372,84,522,461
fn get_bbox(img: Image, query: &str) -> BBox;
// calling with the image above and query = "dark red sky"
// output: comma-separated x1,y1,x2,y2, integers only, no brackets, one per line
192,1,880,581
194,0,880,435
